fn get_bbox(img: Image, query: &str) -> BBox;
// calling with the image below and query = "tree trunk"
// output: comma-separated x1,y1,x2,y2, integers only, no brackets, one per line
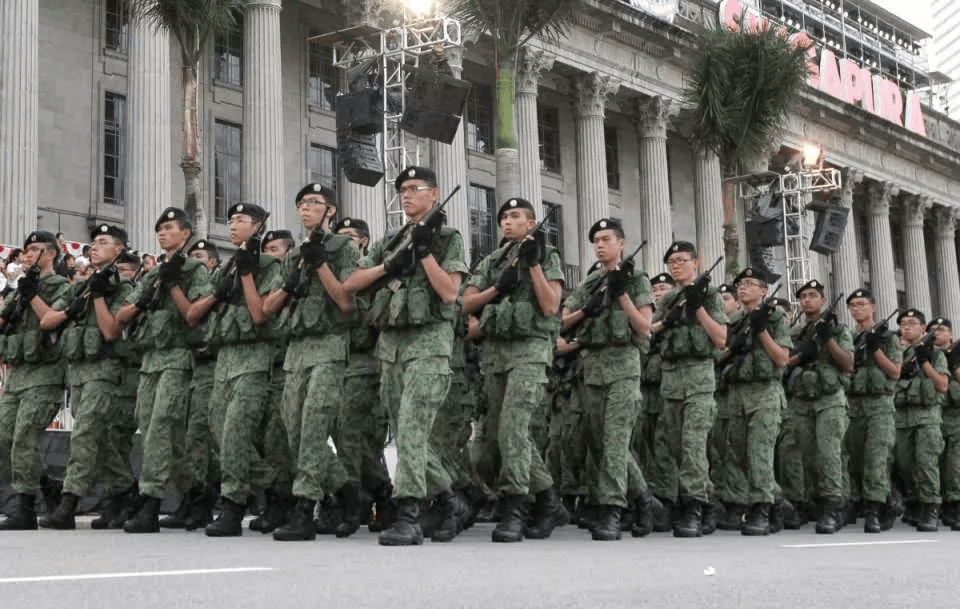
180,63,206,239
494,57,520,201
722,178,740,278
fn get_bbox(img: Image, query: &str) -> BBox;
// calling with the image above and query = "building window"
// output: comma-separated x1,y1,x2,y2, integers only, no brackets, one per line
214,120,242,224
308,144,338,191
308,44,338,112
103,93,126,206
104,0,130,54
468,184,497,267
605,126,620,190
467,84,493,154
542,201,563,252
214,15,243,87
538,104,561,173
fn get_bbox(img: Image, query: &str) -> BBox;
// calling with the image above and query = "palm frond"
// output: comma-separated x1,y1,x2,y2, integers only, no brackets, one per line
448,0,580,57
132,0,240,65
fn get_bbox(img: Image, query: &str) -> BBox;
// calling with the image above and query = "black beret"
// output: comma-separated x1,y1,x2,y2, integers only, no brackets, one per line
89,223,128,246
261,230,294,251
733,267,770,286
927,317,952,331
155,207,190,232
651,272,675,287
334,218,370,237
23,230,58,249
394,166,437,191
588,218,624,243
795,279,825,298
188,240,219,257
227,202,268,222
718,283,733,294
846,288,873,305
897,309,926,325
771,297,791,310
295,182,336,205
116,249,141,265
497,198,535,221
663,241,697,264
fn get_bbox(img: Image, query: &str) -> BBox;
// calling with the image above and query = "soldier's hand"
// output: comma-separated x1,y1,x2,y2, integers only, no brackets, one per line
814,318,834,342
65,296,87,321
519,233,544,267
282,269,302,295
87,268,113,298
17,272,38,301
158,254,185,283
794,338,818,363
235,247,259,276
411,224,437,259
684,283,705,311
606,269,630,298
915,344,933,365
749,309,767,334
865,330,883,354
384,248,416,278
495,267,519,295
300,239,327,267
583,290,606,318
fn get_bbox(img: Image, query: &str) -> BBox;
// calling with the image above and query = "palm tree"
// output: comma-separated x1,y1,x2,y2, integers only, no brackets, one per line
683,16,812,275
449,0,580,200
133,0,240,239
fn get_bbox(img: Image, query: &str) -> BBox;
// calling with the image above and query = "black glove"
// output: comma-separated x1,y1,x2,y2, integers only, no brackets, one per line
684,283,705,311
17,272,39,301
86,268,113,298
300,238,328,267
283,269,303,296
583,290,606,318
215,274,236,303
519,233,544,267
749,309,768,334
158,254,186,283
815,315,835,342
235,247,259,276
65,296,87,321
865,330,883,354
411,224,437,259
384,248,416,279
914,343,933,365
794,338,818,363
663,302,685,328
606,269,630,298
495,267,519,295
135,281,158,310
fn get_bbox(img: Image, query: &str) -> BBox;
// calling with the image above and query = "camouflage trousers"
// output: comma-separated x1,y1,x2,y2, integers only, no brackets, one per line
182,359,219,487
136,368,191,499
380,356,451,500
708,392,742,503
846,396,895,503
895,422,944,504
545,382,587,496
479,364,553,497
657,392,716,502
209,367,275,505
726,382,783,505
0,383,62,495
109,369,139,492
336,371,390,489
781,392,848,502
63,380,133,496
282,362,350,500
582,376,642,507
430,367,474,487
259,367,293,484
941,411,960,503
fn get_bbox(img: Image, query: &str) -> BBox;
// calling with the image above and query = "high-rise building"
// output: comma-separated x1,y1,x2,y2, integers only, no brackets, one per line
931,0,960,117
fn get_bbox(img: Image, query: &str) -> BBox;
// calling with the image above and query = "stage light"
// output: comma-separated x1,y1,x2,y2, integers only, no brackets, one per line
802,143,823,169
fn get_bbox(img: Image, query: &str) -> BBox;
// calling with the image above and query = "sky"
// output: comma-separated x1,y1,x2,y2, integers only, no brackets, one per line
871,0,933,34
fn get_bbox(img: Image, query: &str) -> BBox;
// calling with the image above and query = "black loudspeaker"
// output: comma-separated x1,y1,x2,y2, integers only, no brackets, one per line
399,103,462,144
338,130,383,187
400,70,471,143
335,89,383,134
809,203,850,255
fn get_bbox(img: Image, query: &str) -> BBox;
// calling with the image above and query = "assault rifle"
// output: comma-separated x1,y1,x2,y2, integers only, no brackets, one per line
215,213,269,314
897,331,937,390
852,309,899,368
488,205,559,306
64,263,120,324
659,256,724,329
379,185,461,274
282,224,332,319
721,284,782,376
0,265,40,335
127,241,190,336
787,293,844,370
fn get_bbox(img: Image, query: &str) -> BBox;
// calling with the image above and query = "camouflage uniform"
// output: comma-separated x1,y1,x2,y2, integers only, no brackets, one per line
127,258,211,499
430,328,476,487
0,273,72,494
185,348,218,487
546,351,587,496
639,334,676,501
941,364,960,505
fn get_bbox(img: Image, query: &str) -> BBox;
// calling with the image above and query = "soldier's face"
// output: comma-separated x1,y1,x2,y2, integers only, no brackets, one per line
297,196,332,231
21,243,45,268
398,180,438,221
89,236,123,267
190,250,213,269
337,228,368,253
798,288,824,314
262,239,289,260
932,324,953,348
652,282,673,302
592,230,624,265
847,298,874,323
900,317,924,343
666,254,698,284
736,279,767,307
499,209,535,241
721,292,740,315
228,213,258,245
156,220,189,252
117,263,138,280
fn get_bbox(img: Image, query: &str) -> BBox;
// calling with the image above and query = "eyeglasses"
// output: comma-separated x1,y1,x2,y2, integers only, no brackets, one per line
666,257,693,266
737,280,765,288
398,185,433,195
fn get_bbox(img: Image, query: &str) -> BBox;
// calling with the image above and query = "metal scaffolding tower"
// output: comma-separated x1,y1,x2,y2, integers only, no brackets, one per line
310,16,462,233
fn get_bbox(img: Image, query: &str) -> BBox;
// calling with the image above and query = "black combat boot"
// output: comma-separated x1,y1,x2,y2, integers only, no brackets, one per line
941,501,958,527
782,499,808,529
39,492,79,530
39,474,62,515
718,502,747,530
525,488,570,540
673,497,703,538
770,497,791,534
915,503,939,532
273,498,318,541
251,484,293,534
741,503,771,536
902,500,919,526
112,484,143,529
592,506,622,541
90,490,123,530
314,494,343,535
816,498,844,534
456,484,486,531
562,495,580,526
630,488,655,538
844,498,860,526
186,483,217,531
0,494,38,531
204,497,245,537
702,496,722,536
863,501,883,533
335,481,363,538
158,490,191,529
368,481,395,533
577,503,598,531
951,512,960,531
879,495,898,531
492,494,529,543
123,496,162,534
430,488,464,543
654,496,674,533
378,498,424,546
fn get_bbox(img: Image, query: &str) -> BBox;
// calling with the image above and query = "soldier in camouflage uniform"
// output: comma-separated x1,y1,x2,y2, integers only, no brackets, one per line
260,183,362,542
546,335,587,520
561,219,653,541
651,241,728,538
116,207,213,533
929,318,960,529
719,268,791,536
38,225,134,530
0,231,72,530
345,166,467,546
782,280,854,534
893,308,949,532
638,273,673,502
462,197,566,543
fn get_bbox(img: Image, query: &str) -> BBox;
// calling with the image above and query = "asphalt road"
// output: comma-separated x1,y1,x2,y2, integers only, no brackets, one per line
1,518,958,609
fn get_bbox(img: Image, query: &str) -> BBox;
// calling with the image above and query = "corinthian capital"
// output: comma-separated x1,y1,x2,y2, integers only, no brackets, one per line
838,167,864,207
902,194,932,227
574,72,620,119
516,48,555,95
867,181,899,215
933,205,960,240
635,95,678,139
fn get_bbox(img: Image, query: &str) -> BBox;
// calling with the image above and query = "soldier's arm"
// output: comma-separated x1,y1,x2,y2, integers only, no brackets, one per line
529,265,562,317
238,274,267,325
28,293,56,321
757,330,790,368
619,295,652,336
342,265,385,294
93,296,122,341
561,307,586,332
874,349,901,380
461,285,497,315
825,338,854,373
922,357,949,393
697,307,727,349
169,285,197,325
420,255,461,305
316,264,354,313
115,303,139,325
39,308,68,331
186,296,217,327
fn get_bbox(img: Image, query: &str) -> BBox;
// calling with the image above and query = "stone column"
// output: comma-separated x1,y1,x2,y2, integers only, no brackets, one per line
866,181,899,320
933,205,960,324
243,0,287,230
692,148,724,273
901,194,932,314
0,0,38,244
574,72,619,270
342,181,385,244
126,4,172,253
636,96,677,273
831,167,864,324
516,48,555,222
429,47,470,253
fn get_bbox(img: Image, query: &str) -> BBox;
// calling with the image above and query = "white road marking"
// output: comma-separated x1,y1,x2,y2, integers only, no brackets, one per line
782,539,940,549
0,567,273,584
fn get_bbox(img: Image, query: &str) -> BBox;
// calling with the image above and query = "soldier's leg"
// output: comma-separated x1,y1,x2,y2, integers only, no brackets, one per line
430,371,472,486
293,362,350,499
725,392,749,506
474,371,506,488
280,367,310,482
102,386,135,491
594,377,641,507
63,381,116,496
183,361,216,487
677,392,718,503
0,391,19,479
894,427,915,501
219,371,273,504
789,410,816,503
262,367,292,485
862,410,895,503
138,368,190,499
10,385,64,495
913,423,944,505
657,399,685,501
339,374,375,482
845,409,867,501
942,424,960,504
815,400,848,501
496,364,546,497
745,406,782,506
393,357,451,500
